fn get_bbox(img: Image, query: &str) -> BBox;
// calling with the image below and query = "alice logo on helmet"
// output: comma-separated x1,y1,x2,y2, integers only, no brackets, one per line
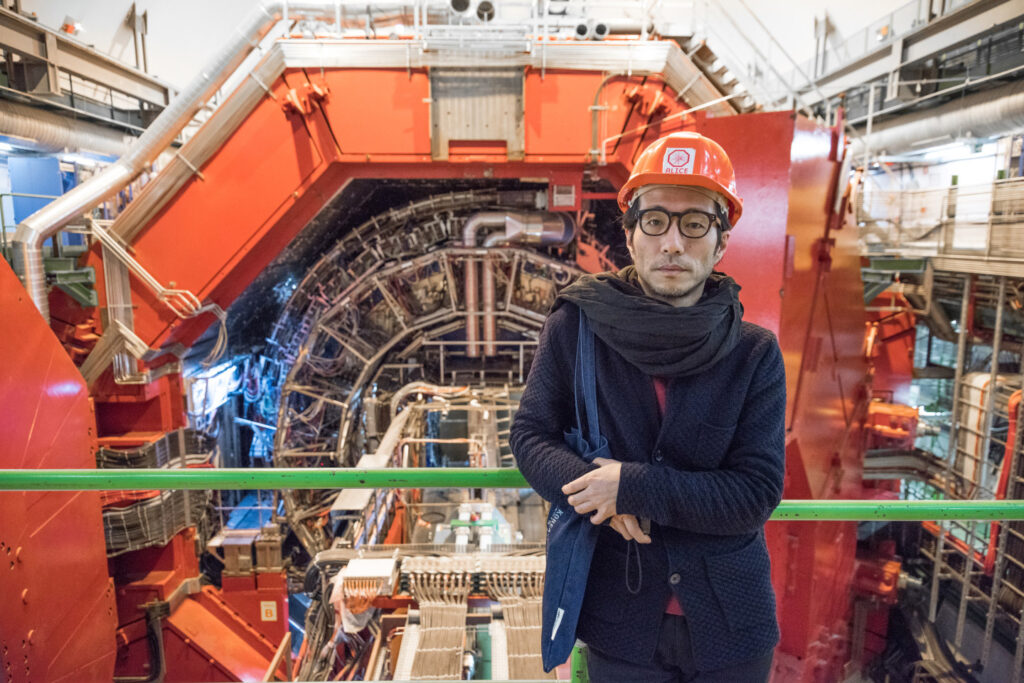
663,148,695,174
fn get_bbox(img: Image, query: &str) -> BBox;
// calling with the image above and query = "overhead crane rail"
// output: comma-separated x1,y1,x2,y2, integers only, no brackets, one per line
3,467,1024,522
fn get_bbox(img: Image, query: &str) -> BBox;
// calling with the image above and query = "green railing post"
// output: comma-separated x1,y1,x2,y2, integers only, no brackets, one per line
570,644,589,683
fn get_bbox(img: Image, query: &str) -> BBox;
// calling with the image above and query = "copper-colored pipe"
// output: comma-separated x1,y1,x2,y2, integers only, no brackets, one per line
464,211,574,357
482,254,497,356
462,213,506,358
465,256,479,357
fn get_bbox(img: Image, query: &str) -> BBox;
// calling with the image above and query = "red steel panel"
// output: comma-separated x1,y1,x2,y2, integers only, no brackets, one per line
524,70,604,157
125,74,327,348
316,69,431,155
166,588,283,681
115,593,286,682
780,115,868,500
0,260,117,683
867,298,917,406
220,573,290,645
700,111,795,334
752,114,866,668
111,529,289,681
111,529,201,627
92,371,186,437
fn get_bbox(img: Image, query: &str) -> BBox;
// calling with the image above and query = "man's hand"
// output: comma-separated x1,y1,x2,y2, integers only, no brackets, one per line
562,458,621,525
608,514,652,544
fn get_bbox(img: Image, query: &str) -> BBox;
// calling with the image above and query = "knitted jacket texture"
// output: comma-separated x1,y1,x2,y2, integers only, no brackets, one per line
509,301,786,671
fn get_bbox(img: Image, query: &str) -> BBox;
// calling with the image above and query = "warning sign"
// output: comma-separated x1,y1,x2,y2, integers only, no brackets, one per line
260,600,278,622
662,148,695,175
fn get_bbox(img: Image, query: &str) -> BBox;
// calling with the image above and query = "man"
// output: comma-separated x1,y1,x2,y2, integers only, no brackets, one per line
509,131,785,682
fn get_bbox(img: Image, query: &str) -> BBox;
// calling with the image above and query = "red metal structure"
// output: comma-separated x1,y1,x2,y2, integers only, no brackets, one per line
111,528,289,681
0,260,118,682
3,35,877,680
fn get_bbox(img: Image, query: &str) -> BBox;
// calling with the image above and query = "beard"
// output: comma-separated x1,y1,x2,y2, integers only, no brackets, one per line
625,225,725,307
636,255,718,305
648,277,702,299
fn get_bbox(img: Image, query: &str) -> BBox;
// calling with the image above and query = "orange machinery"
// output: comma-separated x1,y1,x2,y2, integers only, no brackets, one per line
3,25,879,682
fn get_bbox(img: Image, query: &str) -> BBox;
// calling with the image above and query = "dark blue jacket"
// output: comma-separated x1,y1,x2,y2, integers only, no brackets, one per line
510,301,786,671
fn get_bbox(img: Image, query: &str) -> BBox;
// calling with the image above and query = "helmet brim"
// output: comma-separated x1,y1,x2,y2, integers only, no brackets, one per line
618,172,743,225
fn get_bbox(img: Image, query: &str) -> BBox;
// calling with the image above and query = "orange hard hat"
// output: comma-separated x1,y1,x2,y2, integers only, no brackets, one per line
617,131,743,225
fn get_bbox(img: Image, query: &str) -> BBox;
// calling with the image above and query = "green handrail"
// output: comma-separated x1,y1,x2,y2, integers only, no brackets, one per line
1,468,1024,520
0,467,528,491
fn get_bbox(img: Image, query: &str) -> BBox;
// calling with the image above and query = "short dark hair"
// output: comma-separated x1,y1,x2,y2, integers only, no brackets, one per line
622,201,731,250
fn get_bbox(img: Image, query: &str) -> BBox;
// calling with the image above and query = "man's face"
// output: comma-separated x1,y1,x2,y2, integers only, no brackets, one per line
625,186,730,308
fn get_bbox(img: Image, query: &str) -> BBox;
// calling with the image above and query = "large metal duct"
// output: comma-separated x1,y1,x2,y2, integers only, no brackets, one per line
480,212,574,248
481,212,573,356
850,80,1024,158
10,1,348,322
465,211,574,356
0,100,134,157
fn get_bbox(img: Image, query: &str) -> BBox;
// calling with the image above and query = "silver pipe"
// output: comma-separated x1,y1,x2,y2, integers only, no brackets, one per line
862,83,876,170
0,100,134,156
482,233,507,248
476,212,574,355
849,80,1024,158
389,381,469,419
485,212,574,247
9,1,340,321
462,212,507,358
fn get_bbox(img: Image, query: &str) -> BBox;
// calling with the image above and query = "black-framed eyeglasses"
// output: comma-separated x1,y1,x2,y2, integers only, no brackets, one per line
637,208,719,239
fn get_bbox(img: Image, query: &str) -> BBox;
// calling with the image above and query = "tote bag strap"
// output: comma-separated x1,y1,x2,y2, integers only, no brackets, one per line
573,309,602,454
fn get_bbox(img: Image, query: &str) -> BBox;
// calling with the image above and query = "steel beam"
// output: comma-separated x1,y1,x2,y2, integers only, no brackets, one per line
800,0,1023,107
0,6,174,107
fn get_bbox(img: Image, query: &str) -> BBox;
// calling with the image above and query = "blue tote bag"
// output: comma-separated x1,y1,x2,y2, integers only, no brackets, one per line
541,309,610,672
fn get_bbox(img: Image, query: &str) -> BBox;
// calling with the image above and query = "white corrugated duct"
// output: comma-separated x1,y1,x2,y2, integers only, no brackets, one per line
850,80,1024,158
0,100,134,157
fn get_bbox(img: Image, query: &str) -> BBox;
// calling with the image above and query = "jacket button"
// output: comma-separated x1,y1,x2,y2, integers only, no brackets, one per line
654,449,664,462
669,572,681,585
